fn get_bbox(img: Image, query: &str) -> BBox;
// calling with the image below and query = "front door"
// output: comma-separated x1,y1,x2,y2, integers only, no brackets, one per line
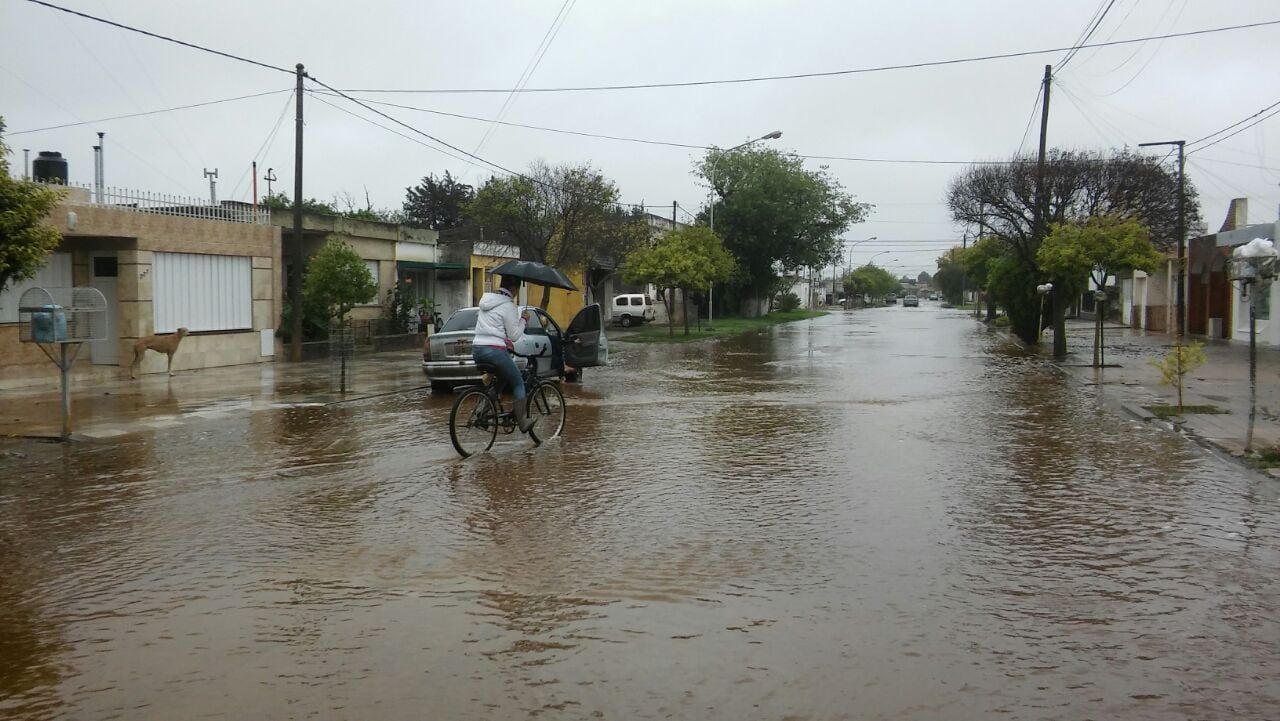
89,253,120,365
565,303,607,368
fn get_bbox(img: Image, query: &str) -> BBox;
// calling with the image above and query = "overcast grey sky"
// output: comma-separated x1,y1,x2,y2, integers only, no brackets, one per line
5,0,1280,277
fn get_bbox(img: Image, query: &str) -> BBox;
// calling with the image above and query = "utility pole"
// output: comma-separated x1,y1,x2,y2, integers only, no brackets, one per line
264,167,277,198
1139,139,1187,338
672,200,677,227
1175,141,1186,338
203,168,219,205
1032,64,1064,356
290,64,306,362
95,132,105,203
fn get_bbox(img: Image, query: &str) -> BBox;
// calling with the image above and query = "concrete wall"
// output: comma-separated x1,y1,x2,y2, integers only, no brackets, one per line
1,199,282,389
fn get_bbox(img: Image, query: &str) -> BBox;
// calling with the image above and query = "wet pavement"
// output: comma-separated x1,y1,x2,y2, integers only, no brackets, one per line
2,304,1278,720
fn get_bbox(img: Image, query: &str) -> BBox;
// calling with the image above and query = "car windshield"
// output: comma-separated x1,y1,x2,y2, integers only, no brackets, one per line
440,309,479,333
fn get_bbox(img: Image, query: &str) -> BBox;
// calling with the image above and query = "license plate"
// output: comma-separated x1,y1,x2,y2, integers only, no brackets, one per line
447,339,471,356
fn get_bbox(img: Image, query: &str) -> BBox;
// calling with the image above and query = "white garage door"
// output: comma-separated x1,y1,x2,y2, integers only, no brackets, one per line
154,252,251,333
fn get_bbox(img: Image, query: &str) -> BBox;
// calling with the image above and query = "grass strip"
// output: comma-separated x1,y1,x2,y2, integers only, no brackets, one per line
618,310,828,343
1145,404,1227,419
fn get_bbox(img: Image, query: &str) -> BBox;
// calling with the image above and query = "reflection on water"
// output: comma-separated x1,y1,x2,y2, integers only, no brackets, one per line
1,307,1277,720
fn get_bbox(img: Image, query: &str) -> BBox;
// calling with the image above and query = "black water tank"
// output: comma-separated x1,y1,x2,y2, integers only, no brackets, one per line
32,151,68,184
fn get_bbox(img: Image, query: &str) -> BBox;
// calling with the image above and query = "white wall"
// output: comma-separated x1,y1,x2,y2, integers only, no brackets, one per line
0,253,73,323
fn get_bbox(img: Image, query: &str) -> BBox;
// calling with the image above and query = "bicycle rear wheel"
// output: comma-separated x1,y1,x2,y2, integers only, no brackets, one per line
450,388,498,457
527,382,565,445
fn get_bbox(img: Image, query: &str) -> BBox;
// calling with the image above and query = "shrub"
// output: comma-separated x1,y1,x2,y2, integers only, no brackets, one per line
1149,339,1207,412
776,292,801,312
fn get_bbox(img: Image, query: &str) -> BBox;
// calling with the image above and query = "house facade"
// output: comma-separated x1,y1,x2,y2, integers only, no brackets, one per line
1,186,282,389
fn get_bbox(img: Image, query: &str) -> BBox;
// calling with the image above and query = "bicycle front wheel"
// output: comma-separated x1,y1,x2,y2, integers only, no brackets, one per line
527,382,565,445
450,388,498,457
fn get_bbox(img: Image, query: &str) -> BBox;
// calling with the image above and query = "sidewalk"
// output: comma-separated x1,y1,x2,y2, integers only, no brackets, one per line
1054,318,1280,466
0,350,430,441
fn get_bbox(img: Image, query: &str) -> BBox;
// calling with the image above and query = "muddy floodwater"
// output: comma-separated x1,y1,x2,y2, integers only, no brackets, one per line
2,306,1277,720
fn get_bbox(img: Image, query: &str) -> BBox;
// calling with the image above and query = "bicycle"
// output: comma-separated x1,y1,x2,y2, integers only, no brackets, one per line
448,350,567,457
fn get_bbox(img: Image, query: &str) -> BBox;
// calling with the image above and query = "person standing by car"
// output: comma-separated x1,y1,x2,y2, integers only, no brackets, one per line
472,274,538,434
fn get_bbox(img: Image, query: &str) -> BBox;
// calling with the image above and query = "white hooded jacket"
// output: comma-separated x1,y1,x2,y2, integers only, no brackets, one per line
473,288,526,348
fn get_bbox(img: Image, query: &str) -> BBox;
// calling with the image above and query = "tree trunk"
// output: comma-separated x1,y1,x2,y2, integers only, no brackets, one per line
682,287,690,336
1093,302,1102,367
1052,281,1068,358
539,284,552,311
666,287,675,338
985,293,996,322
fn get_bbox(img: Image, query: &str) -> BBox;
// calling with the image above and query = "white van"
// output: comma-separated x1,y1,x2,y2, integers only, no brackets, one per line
611,294,656,327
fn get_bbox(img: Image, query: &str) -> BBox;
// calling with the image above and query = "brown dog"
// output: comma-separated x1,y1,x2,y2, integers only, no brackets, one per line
131,328,189,379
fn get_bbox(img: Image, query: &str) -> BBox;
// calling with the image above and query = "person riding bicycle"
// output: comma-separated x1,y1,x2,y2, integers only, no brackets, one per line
472,274,538,434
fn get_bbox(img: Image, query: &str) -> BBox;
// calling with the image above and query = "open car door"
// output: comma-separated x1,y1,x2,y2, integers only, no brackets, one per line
565,303,608,368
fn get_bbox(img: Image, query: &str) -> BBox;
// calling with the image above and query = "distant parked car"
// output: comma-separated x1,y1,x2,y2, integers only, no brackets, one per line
928,293,938,301
884,294,897,305
611,294,657,327
902,295,919,307
423,304,607,393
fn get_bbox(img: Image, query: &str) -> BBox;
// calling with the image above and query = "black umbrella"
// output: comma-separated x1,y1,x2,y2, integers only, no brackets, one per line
491,259,578,291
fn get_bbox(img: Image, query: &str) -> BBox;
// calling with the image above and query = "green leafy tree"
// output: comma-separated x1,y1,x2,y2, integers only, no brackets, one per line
403,171,474,230
466,161,621,309
304,236,378,323
625,226,736,337
696,146,868,316
960,235,1008,320
0,116,66,292
934,247,967,305
586,205,651,306
948,148,1199,353
1038,215,1162,367
262,191,338,216
843,264,898,301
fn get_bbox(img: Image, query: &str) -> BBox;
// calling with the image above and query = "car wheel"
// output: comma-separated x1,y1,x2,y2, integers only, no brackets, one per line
430,381,452,394
619,315,633,328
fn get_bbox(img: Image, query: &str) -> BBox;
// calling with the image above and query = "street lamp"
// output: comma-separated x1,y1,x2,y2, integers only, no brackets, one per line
1229,239,1278,452
1036,283,1054,343
868,250,895,266
708,130,782,325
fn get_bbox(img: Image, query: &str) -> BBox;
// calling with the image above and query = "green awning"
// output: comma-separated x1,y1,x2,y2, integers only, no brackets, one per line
398,260,467,270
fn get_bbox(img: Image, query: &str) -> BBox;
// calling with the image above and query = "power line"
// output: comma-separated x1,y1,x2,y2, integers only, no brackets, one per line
334,20,1280,94
1057,0,1114,70
7,89,290,135
314,91,1029,166
308,80,659,210
1188,98,1280,148
470,0,576,166
1017,83,1045,155
1188,105,1280,156
24,0,295,75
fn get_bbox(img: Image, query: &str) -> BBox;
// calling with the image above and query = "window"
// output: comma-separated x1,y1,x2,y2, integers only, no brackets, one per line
93,256,118,278
153,252,251,333
615,297,627,307
630,297,643,306
523,309,546,334
363,260,380,304
0,253,72,323
440,308,479,333
644,296,653,305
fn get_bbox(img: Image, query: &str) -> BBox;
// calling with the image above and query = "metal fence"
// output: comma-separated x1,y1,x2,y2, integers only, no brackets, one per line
43,181,271,225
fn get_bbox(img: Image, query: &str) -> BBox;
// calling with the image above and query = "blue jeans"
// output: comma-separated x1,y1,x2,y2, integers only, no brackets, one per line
473,345,525,400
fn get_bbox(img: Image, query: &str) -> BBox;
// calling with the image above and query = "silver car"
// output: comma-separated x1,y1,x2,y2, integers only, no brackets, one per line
422,304,608,393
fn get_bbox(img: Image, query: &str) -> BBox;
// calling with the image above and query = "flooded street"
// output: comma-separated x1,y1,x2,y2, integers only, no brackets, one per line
2,305,1277,720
